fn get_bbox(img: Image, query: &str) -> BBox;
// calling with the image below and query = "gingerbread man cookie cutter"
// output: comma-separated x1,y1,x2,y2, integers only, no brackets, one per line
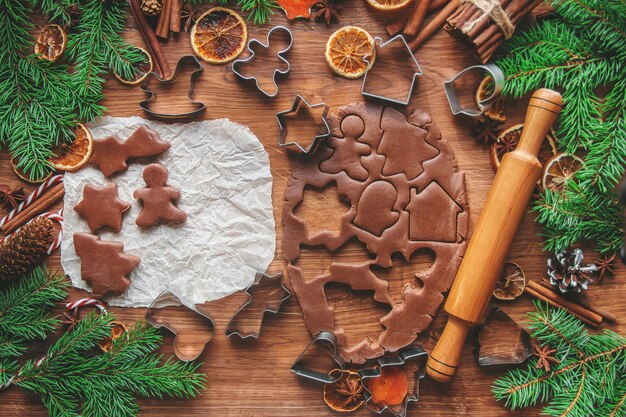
231,26,294,98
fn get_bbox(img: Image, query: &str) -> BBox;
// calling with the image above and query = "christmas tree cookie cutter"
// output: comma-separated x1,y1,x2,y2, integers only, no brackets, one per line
231,26,293,98
225,271,291,339
361,35,423,106
276,95,331,154
358,348,429,417
139,55,206,120
291,331,346,383
146,290,215,361
444,64,504,117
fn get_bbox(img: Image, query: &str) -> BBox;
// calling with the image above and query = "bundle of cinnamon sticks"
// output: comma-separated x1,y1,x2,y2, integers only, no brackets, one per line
128,0,172,78
155,0,183,38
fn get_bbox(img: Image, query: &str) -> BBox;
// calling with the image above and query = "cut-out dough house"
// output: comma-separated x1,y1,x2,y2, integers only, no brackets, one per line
406,182,462,242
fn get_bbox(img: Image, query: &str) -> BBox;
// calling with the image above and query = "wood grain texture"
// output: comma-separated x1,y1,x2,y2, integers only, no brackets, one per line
0,3,623,416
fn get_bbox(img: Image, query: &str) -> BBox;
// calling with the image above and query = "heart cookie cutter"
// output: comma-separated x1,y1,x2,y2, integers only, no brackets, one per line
276,95,331,154
444,64,504,117
140,55,206,120
358,348,428,417
231,25,294,98
291,331,346,384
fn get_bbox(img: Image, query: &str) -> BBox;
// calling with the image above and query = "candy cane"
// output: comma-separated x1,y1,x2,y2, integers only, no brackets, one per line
65,298,108,315
0,175,64,229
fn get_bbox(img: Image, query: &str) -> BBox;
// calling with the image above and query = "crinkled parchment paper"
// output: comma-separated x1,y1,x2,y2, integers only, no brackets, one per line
61,116,275,307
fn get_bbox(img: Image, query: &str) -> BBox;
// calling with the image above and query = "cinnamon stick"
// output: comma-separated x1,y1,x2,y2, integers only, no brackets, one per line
156,0,172,39
526,281,602,326
170,0,183,33
408,0,460,50
539,279,619,324
386,0,450,36
127,0,171,78
2,184,65,234
404,0,432,37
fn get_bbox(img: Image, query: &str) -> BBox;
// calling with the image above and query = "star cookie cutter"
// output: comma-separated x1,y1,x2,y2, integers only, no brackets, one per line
276,95,330,154
444,64,504,117
231,26,294,98
291,331,346,383
140,55,206,120
358,348,428,417
225,271,291,339
146,290,215,361
362,35,423,106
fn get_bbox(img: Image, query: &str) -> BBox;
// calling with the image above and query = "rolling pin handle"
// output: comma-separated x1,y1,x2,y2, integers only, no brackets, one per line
426,316,471,383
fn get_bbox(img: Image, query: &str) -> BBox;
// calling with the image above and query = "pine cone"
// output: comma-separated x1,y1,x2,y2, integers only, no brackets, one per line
141,0,162,16
547,249,598,293
0,217,54,282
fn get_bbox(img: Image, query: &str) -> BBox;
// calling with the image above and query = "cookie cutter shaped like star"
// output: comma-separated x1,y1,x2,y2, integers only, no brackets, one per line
362,35,423,106
140,55,206,120
276,95,331,154
231,26,294,98
358,348,428,417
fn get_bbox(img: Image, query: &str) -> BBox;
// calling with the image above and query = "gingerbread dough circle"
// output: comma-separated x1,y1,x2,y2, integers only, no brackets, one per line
282,103,469,363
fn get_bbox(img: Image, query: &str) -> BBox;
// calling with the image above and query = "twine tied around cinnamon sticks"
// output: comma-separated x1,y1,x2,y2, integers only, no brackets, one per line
459,0,515,39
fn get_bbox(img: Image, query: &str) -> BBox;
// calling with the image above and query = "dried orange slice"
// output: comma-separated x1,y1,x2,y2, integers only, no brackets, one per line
366,366,407,407
542,153,584,192
11,158,53,184
34,24,67,61
191,7,247,64
323,369,365,412
325,26,375,79
490,124,558,171
493,262,526,301
98,321,128,352
49,123,94,171
474,76,506,122
365,0,412,12
113,46,153,86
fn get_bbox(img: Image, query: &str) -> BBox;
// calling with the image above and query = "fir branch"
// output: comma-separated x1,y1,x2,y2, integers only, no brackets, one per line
186,0,278,24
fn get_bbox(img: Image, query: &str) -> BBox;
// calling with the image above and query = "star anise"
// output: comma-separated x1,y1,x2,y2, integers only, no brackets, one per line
336,374,363,407
181,2,200,32
473,116,503,147
0,184,26,211
312,0,342,25
594,254,615,282
532,341,559,372
323,370,365,412
62,309,80,331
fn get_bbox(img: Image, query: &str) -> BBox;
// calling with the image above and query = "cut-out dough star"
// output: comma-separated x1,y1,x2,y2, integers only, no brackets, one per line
74,183,131,232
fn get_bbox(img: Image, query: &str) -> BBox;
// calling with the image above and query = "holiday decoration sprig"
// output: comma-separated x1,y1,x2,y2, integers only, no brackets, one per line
188,0,278,24
492,302,626,417
0,267,206,417
493,0,626,254
0,0,144,181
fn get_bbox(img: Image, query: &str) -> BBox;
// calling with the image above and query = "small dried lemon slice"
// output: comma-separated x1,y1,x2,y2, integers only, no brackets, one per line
493,262,526,301
113,46,153,86
490,124,558,171
323,369,365,412
325,26,375,79
542,153,584,192
49,123,94,172
365,0,413,12
191,7,247,64
34,24,67,62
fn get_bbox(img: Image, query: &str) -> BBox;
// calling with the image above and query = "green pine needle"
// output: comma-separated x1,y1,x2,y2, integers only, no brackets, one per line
187,0,278,24
494,0,626,254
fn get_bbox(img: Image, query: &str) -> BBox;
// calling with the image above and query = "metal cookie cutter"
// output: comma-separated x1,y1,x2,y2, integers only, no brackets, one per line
225,271,291,339
473,307,532,367
291,331,346,383
276,95,330,154
140,55,206,119
444,64,504,117
362,35,423,106
231,26,293,98
146,290,215,361
359,348,429,417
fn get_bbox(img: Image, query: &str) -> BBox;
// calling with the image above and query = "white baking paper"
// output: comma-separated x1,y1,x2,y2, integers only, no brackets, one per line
61,116,276,307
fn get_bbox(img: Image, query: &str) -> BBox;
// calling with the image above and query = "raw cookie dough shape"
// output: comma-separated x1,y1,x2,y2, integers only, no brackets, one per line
134,163,187,229
90,125,170,177
73,183,131,232
282,102,469,363
73,233,140,298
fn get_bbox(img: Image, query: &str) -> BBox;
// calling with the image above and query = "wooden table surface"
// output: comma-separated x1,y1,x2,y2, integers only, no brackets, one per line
1,2,624,416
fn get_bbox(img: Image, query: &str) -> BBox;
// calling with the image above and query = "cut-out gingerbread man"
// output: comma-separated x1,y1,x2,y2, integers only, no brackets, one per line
134,163,187,229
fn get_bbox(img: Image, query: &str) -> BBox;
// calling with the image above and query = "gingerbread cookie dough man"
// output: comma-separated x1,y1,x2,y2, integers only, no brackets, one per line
134,163,187,229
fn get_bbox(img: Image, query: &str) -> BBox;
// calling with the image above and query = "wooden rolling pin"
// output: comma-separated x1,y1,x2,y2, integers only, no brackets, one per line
426,88,563,383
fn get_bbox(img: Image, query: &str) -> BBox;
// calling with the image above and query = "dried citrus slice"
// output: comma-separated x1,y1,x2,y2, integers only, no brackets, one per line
98,321,128,352
325,26,375,79
490,124,558,171
49,123,94,172
34,24,67,61
365,0,412,11
191,7,247,64
113,46,153,86
11,158,53,184
474,76,506,122
366,366,407,407
542,153,584,192
493,262,526,301
323,369,365,412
